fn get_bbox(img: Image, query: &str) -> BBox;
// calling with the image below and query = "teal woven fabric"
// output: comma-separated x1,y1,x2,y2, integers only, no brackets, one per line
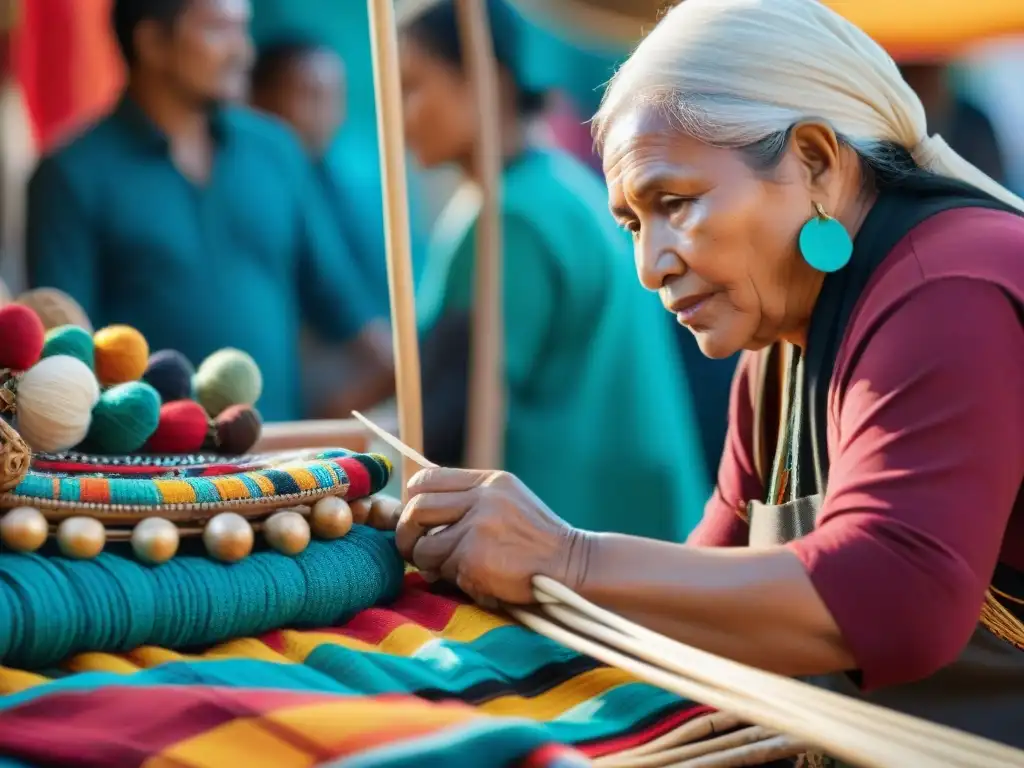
0,526,404,669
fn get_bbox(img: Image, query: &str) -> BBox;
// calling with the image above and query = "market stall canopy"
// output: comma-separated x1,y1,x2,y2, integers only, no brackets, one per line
510,0,1024,61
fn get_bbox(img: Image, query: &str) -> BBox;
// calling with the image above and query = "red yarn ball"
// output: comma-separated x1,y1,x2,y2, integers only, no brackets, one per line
145,399,210,454
0,305,45,371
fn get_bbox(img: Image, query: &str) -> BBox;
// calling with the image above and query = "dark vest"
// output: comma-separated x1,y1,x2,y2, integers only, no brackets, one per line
746,175,1024,751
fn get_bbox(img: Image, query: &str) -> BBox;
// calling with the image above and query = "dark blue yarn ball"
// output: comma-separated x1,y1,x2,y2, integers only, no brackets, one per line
143,349,196,404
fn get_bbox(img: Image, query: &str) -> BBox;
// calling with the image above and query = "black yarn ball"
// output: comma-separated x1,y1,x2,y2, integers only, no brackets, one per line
143,349,195,404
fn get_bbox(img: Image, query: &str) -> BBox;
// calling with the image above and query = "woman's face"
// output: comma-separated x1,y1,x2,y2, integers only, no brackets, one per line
603,108,826,359
399,36,476,168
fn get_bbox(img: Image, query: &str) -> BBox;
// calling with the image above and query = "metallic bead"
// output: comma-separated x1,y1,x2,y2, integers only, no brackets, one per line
56,516,106,559
349,497,372,526
131,517,180,565
203,511,254,563
368,496,402,530
263,510,311,556
310,496,353,540
0,507,48,552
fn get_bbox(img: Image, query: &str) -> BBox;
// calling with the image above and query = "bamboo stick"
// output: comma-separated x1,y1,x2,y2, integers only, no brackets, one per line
366,0,425,501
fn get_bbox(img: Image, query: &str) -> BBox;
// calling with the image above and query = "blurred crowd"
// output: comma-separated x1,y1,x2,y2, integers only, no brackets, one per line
1,0,1022,541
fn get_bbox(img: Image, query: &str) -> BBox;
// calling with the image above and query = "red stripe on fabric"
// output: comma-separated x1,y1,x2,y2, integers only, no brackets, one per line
404,572,430,590
259,630,288,653
330,607,416,646
383,585,466,631
197,463,249,476
523,743,588,767
0,686,323,766
578,705,716,758
0,686,424,767
316,585,465,645
29,461,247,476
334,457,371,499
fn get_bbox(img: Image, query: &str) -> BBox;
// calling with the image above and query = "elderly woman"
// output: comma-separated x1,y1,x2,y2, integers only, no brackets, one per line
378,0,1024,748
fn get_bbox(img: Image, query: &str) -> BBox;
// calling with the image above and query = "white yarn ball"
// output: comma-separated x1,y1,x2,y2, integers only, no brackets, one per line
16,355,100,452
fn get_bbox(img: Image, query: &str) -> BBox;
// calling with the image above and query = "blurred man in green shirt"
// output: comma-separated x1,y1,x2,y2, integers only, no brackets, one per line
26,0,394,421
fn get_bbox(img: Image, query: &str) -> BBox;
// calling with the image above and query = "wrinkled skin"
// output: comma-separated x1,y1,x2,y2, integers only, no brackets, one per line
603,107,868,358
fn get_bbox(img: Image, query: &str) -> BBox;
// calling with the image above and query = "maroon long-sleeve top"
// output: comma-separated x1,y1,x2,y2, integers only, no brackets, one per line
689,207,1024,690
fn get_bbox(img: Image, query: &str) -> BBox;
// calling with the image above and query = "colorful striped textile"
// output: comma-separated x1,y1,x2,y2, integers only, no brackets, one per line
0,573,717,767
2,450,391,513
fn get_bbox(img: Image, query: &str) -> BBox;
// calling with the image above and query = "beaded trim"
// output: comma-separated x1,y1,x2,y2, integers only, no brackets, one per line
0,450,392,517
0,448,394,563
32,450,276,468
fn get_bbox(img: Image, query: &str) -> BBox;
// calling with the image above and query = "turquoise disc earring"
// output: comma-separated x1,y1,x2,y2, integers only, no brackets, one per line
799,202,853,273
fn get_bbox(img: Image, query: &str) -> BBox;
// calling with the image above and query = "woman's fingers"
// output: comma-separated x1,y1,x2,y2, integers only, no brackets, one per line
395,490,477,560
410,524,466,573
407,467,492,496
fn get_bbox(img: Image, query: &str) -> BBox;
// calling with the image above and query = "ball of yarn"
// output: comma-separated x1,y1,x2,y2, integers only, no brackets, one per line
194,348,262,417
214,403,263,454
0,304,45,371
94,324,149,386
15,288,92,333
41,325,95,369
145,400,210,454
15,355,100,452
86,381,161,454
143,349,195,403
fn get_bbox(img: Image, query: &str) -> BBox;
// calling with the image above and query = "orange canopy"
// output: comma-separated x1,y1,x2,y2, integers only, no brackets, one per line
823,0,1024,60
512,0,1024,61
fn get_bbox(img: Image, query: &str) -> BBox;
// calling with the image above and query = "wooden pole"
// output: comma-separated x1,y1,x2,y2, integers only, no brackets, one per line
366,0,424,501
455,0,505,470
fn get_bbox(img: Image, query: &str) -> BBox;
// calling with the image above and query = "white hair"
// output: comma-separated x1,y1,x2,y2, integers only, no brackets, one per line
593,0,1024,212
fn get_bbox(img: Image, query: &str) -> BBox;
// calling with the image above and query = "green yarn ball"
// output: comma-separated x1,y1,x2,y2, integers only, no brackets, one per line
41,325,94,369
194,348,263,418
86,381,161,454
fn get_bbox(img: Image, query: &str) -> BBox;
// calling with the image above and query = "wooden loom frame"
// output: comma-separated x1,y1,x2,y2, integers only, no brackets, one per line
363,1,1024,766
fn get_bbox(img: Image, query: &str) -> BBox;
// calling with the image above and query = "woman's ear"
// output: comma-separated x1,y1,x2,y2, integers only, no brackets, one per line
789,122,842,194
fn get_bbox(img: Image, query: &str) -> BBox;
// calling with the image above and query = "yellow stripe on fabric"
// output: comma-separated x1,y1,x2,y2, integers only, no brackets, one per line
284,468,319,492
209,475,252,501
126,646,193,667
0,667,49,694
479,668,638,720
277,603,512,663
264,699,475,750
142,717,316,768
152,479,197,504
247,472,276,495
65,653,139,675
279,630,378,661
204,638,298,664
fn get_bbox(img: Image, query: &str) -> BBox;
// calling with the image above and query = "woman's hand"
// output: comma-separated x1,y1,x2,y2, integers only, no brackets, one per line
394,467,585,605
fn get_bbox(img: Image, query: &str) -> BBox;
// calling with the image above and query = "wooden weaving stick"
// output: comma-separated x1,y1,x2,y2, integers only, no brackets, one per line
454,0,506,470
366,0,424,503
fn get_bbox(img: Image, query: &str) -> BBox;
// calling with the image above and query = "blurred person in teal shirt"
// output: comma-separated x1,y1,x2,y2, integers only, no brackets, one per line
250,37,395,316
396,0,710,541
26,0,395,422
